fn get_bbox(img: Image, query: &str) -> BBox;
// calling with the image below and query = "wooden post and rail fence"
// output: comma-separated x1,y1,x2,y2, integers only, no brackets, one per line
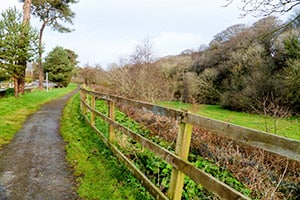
80,87,300,200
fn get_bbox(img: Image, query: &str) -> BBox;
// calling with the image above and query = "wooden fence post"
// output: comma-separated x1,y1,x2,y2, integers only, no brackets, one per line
81,89,87,115
91,94,95,126
80,89,83,112
108,100,115,142
168,114,193,200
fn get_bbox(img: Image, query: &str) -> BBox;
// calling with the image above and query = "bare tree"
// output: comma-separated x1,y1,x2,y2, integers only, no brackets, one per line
225,0,300,16
213,24,247,43
107,39,175,102
251,93,291,134
130,37,155,66
79,64,107,86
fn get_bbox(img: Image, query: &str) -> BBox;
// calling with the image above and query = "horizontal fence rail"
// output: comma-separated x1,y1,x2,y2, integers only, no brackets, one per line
83,88,300,162
80,87,300,200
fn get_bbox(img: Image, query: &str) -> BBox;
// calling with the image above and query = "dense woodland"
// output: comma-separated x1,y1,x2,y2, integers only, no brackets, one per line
79,15,300,117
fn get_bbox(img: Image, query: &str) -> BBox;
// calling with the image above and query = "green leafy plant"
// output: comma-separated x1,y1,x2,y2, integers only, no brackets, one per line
90,99,252,199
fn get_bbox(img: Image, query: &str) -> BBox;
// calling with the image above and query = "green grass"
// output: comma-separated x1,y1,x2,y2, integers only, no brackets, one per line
0,84,77,147
159,101,300,140
60,94,153,200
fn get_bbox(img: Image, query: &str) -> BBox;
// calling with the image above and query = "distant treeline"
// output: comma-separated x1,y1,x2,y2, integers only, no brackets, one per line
76,16,300,116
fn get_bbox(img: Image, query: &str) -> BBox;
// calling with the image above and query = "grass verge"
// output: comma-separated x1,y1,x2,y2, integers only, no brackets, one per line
0,84,77,147
60,94,153,200
159,101,300,140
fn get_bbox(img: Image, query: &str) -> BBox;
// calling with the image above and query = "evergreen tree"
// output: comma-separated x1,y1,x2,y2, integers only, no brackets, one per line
43,46,77,87
0,7,38,97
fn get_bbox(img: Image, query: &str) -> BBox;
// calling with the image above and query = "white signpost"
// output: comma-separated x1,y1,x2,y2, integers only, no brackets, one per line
46,72,49,92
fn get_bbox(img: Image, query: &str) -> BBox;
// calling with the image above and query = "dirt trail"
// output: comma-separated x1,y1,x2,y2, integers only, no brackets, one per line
0,89,80,200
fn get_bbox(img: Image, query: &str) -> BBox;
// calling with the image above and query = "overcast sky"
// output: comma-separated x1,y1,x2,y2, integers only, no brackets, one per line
0,0,258,68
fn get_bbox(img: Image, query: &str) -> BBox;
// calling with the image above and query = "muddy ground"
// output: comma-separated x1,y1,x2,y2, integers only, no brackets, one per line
0,89,80,200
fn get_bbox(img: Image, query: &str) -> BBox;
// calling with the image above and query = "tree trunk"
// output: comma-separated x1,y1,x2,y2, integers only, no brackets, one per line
18,70,26,94
14,77,19,98
38,22,46,90
17,0,32,95
22,0,31,24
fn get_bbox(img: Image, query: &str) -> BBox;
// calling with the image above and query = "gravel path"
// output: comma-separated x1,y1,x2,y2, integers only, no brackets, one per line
0,89,80,200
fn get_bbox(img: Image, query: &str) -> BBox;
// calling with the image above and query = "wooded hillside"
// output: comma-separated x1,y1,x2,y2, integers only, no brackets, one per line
79,15,300,117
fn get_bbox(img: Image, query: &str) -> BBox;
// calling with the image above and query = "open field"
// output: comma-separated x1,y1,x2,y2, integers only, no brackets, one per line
159,101,300,140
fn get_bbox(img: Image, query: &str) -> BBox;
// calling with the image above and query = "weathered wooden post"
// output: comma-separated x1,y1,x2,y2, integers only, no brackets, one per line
168,112,193,200
108,100,115,142
81,89,87,115
90,94,95,126
80,89,83,112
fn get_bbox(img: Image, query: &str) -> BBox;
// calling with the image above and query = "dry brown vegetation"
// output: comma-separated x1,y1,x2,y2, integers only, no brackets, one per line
117,103,300,199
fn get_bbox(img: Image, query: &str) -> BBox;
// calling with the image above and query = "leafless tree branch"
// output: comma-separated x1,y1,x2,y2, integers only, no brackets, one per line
224,0,300,17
